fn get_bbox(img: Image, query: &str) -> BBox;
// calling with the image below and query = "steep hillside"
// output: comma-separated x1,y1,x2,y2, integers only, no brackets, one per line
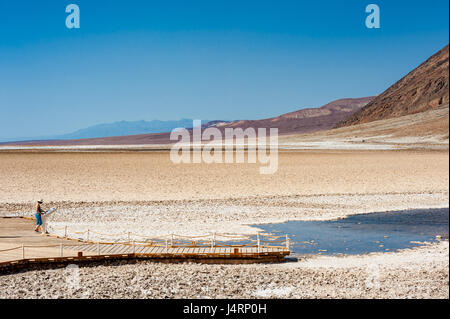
281,105,448,150
338,45,449,127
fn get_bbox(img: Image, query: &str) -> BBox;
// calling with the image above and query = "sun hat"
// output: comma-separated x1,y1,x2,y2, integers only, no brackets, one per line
37,200,43,204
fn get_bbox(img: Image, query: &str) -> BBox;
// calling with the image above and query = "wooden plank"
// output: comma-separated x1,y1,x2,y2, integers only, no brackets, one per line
140,246,152,254
151,247,162,254
136,246,146,254
110,244,124,254
114,245,126,254
125,245,134,254
105,245,120,254
101,244,115,254
173,247,183,254
85,244,97,253
135,246,146,253
116,245,129,254
79,244,93,252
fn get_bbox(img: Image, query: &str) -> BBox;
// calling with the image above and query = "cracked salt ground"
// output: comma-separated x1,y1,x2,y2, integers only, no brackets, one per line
0,242,448,299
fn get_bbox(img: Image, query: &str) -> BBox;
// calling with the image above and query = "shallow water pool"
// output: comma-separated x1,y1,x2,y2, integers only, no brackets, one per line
255,208,449,256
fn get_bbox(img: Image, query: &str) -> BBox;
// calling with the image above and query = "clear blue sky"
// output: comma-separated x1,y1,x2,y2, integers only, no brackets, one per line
0,0,448,139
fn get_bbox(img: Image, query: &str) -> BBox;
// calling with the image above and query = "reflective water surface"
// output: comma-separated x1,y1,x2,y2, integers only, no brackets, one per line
255,208,449,256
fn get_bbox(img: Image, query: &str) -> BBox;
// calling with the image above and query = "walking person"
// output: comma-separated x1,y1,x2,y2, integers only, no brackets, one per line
34,200,47,233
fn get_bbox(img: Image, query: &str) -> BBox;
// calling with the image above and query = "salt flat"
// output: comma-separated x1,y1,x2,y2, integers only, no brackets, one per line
0,150,448,203
0,149,448,298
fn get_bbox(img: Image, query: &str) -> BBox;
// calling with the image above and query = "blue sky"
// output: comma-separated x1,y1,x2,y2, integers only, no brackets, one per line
0,0,448,139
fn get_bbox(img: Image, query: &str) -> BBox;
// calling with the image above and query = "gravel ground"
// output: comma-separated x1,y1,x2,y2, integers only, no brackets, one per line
0,242,447,299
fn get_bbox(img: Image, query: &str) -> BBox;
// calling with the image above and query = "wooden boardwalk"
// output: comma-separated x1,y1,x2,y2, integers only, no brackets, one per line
0,218,290,271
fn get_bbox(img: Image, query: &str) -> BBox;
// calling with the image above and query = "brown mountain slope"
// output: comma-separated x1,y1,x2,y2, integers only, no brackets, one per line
1,97,373,146
282,104,448,148
337,45,449,127
277,97,374,120
214,97,374,136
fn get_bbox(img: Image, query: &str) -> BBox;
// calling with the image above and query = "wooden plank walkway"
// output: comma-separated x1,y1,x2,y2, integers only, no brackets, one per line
0,218,98,263
0,218,289,270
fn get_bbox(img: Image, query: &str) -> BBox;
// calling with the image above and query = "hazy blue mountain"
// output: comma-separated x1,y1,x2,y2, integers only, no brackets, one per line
57,119,199,139
0,119,215,142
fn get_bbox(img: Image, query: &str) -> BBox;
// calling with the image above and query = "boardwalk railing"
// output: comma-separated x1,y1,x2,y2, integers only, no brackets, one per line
0,218,290,268
47,225,290,251
0,243,94,259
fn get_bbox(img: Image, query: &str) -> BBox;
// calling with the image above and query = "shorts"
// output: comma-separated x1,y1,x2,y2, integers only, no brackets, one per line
35,213,42,226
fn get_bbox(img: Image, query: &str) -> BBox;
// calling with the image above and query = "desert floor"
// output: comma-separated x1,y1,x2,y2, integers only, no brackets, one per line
0,150,448,203
0,150,448,298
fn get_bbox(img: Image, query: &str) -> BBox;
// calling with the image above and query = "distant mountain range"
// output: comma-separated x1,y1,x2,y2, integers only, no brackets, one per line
0,119,218,143
2,44,448,146
57,119,209,139
1,97,374,146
